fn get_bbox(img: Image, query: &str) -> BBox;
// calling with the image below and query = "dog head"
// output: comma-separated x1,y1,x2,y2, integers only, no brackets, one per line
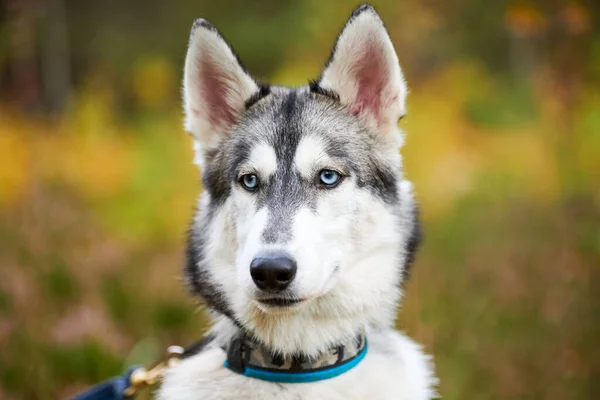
184,5,420,356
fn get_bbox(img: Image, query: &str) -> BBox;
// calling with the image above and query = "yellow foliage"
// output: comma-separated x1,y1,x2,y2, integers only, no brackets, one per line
271,62,320,87
57,134,135,201
477,128,560,202
132,56,176,109
404,65,486,216
0,117,30,207
403,63,563,216
68,72,117,137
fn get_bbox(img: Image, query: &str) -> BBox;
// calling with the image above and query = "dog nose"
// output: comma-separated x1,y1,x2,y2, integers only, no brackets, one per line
250,255,297,292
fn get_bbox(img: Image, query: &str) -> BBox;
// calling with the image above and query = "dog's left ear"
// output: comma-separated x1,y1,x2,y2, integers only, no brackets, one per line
317,5,407,135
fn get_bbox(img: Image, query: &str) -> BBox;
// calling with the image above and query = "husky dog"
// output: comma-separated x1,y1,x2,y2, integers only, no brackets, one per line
159,4,436,400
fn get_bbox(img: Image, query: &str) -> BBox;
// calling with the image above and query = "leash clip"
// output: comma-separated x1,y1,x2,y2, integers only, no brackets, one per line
123,345,184,397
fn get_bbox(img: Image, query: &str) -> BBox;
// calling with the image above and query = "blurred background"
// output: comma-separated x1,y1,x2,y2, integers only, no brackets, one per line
0,0,598,399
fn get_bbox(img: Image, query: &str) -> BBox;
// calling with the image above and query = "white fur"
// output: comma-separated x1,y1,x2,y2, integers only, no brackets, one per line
246,143,278,178
159,325,437,400
294,135,337,178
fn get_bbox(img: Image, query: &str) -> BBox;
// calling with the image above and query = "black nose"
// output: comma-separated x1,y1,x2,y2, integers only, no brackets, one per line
250,255,297,292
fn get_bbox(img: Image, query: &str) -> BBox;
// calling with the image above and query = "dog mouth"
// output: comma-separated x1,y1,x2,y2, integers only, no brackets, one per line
255,296,305,308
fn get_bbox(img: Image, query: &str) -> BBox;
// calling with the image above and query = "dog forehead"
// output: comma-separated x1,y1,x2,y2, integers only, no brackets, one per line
231,88,361,168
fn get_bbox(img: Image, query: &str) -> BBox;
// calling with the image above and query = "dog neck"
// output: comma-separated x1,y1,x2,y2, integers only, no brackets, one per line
208,314,376,359
222,328,368,383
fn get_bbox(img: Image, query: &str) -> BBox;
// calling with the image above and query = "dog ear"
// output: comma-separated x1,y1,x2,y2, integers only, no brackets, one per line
183,19,259,151
317,5,407,134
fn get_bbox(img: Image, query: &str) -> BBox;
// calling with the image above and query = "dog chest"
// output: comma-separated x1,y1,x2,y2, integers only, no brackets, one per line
157,332,436,400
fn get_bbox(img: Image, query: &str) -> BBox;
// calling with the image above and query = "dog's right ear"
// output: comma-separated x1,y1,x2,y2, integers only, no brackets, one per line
183,19,259,153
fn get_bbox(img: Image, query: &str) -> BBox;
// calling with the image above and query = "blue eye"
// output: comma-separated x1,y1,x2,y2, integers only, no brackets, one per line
241,174,259,191
319,170,342,187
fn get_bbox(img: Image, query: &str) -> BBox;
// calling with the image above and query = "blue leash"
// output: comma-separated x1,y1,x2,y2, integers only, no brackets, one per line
72,367,139,400
72,344,187,400
72,336,216,399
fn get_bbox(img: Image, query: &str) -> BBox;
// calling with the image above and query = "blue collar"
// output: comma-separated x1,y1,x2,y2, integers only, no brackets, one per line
224,332,368,384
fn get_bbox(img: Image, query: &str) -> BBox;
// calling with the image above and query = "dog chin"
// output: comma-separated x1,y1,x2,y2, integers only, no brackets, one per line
254,301,305,315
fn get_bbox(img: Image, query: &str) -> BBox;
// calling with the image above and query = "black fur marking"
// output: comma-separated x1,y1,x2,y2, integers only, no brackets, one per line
229,139,257,183
308,80,340,101
368,164,399,204
245,84,271,109
402,205,422,283
191,18,217,34
282,89,298,118
351,4,377,19
202,148,231,206
183,334,216,358
186,220,240,324
271,353,285,367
